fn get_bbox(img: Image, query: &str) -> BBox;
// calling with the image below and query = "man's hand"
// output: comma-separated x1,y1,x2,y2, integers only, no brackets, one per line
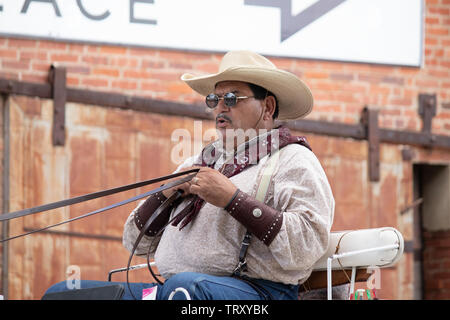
189,167,238,208
161,167,198,198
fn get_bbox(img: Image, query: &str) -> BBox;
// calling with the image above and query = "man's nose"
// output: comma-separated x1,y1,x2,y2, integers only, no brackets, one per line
215,98,231,114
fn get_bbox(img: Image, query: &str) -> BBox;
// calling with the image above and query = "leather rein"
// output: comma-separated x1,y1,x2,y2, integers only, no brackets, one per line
0,168,199,243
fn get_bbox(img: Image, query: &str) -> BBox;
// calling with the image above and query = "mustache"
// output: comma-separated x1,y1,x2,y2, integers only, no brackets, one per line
215,113,232,124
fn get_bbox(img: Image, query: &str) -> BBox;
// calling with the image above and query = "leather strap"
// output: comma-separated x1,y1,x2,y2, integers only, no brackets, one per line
0,169,199,243
126,193,199,299
232,231,251,276
126,190,185,299
0,168,199,223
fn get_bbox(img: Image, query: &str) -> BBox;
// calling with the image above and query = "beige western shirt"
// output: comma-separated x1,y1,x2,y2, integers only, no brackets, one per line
123,143,335,285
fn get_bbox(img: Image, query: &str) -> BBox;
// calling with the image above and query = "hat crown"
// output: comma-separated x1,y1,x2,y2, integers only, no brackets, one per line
219,51,276,72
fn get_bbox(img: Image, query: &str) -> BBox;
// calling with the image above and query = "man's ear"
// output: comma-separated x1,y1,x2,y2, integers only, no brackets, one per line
263,95,276,120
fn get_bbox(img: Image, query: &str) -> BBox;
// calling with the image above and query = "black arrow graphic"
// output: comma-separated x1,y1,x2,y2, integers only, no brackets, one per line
245,0,347,42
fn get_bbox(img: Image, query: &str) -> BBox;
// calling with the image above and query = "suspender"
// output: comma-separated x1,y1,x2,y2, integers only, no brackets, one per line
232,151,280,277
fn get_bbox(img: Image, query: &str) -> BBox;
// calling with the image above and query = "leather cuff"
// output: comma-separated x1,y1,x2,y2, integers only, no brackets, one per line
224,190,283,246
134,191,171,236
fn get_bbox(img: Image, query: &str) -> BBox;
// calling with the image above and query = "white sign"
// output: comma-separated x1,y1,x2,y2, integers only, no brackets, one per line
0,0,423,66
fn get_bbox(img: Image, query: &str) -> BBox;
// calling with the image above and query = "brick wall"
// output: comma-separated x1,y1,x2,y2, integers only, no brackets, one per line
0,0,449,134
0,0,449,300
423,230,450,299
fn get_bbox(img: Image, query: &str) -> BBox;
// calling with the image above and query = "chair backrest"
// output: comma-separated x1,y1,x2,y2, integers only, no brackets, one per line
313,227,404,271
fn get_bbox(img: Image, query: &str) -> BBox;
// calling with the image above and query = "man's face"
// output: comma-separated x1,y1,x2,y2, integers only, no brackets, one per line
212,81,265,146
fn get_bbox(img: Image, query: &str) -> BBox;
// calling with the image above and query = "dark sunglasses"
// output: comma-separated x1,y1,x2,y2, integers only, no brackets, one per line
205,92,255,109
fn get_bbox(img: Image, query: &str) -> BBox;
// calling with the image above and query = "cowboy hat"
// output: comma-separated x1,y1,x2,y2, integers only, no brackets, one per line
181,51,313,121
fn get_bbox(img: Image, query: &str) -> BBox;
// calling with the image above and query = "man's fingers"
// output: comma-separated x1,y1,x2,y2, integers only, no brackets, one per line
189,183,201,195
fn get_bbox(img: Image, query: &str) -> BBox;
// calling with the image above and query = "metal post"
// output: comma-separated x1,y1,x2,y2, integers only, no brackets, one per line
49,65,67,146
327,257,332,300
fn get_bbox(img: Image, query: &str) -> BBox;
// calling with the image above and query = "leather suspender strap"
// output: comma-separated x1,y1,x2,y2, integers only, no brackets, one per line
232,150,280,277
233,231,251,275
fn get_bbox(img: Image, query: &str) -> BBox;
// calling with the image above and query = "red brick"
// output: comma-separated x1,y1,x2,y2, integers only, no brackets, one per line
31,62,52,72
389,97,413,107
67,43,86,53
148,71,181,81
99,45,128,55
38,40,67,50
329,72,354,81
67,75,80,86
123,69,152,79
194,61,219,73
0,48,18,59
304,71,329,79
92,67,120,77
82,55,109,65
110,56,139,68
65,65,90,75
8,38,37,48
128,47,158,56
50,53,79,63
167,81,192,94
425,36,439,46
19,51,48,61
428,27,449,36
111,79,137,90
426,16,440,24
21,73,48,83
2,60,30,70
428,6,450,15
315,104,343,113
81,77,109,88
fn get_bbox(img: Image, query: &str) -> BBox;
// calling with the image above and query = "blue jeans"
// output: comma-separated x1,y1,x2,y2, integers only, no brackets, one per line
43,272,299,300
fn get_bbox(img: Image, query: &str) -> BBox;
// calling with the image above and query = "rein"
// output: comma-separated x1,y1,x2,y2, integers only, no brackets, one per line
0,168,199,243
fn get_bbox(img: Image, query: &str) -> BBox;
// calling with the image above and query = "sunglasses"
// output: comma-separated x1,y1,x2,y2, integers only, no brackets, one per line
205,92,255,109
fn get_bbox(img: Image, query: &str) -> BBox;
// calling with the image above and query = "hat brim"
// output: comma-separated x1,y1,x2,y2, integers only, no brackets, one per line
181,66,313,121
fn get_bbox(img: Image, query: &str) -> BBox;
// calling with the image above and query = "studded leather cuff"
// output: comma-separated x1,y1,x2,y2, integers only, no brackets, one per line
224,190,283,246
134,191,171,236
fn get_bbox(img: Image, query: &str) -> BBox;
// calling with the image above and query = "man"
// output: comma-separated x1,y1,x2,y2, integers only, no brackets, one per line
123,50,335,300
44,51,335,300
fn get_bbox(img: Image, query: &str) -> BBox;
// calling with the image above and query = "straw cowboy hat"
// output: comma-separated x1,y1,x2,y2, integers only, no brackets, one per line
181,51,313,121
